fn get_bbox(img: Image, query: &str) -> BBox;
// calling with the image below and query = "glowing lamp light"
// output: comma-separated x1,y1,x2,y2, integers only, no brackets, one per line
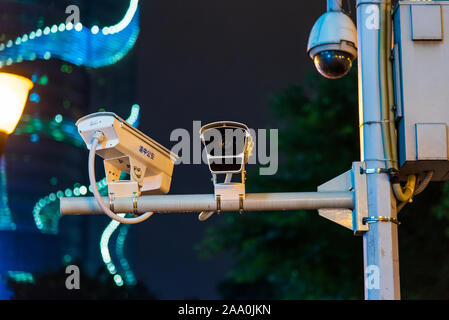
0,72,33,155
0,73,33,134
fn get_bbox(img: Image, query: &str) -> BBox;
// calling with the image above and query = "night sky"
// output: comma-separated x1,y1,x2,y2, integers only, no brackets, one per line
133,0,327,299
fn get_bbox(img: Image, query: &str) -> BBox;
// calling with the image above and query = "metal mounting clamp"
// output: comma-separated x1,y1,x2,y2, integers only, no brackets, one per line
109,193,115,212
216,195,222,214
239,194,244,214
363,216,401,226
360,166,397,176
132,192,139,215
361,167,391,175
359,119,395,128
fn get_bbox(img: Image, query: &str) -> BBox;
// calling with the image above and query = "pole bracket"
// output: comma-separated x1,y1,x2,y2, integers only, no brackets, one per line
317,162,369,235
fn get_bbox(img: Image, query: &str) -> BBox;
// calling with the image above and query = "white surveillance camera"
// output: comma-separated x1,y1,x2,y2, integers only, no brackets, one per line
200,121,252,175
77,112,177,195
198,121,253,221
76,112,177,224
307,10,357,79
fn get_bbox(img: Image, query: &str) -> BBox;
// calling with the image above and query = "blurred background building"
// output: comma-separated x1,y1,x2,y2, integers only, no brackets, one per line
0,0,141,298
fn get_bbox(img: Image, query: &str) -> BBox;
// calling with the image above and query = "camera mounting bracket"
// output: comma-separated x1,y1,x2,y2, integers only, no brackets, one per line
213,166,246,214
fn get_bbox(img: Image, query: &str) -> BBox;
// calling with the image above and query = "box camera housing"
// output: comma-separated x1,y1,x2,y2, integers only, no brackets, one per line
76,112,177,196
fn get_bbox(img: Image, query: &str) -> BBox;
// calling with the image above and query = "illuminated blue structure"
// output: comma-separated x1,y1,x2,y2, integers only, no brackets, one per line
0,0,139,68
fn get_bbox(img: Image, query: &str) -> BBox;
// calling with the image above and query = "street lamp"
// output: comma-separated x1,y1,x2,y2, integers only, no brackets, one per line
0,72,33,156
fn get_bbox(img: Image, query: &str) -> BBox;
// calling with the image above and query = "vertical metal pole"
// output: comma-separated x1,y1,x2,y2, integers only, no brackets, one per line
356,0,400,300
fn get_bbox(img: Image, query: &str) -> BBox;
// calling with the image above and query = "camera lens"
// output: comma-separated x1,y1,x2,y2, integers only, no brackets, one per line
215,127,244,156
221,137,234,154
203,128,245,154
313,50,354,79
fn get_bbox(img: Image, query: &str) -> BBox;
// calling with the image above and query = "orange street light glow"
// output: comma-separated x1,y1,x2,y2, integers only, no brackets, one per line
0,72,33,134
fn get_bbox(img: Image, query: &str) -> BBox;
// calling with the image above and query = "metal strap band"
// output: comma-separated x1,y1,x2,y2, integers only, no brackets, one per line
216,195,222,214
132,193,139,216
359,120,395,128
109,193,115,212
363,216,401,225
363,159,398,163
361,168,390,175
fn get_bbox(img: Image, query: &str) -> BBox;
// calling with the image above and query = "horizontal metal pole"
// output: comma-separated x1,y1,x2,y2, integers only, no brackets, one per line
60,192,354,216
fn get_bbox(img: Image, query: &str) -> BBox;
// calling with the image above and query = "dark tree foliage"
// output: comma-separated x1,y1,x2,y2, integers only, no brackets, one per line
7,260,156,300
198,69,449,299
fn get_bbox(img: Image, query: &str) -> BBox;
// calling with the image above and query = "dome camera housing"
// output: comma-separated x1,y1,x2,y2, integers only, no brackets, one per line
307,11,357,79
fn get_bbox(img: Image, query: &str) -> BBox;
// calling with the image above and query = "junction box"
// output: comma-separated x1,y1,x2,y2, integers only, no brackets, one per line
393,1,449,181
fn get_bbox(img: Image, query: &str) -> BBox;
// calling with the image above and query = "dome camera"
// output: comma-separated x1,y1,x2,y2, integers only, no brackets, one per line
307,11,357,79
